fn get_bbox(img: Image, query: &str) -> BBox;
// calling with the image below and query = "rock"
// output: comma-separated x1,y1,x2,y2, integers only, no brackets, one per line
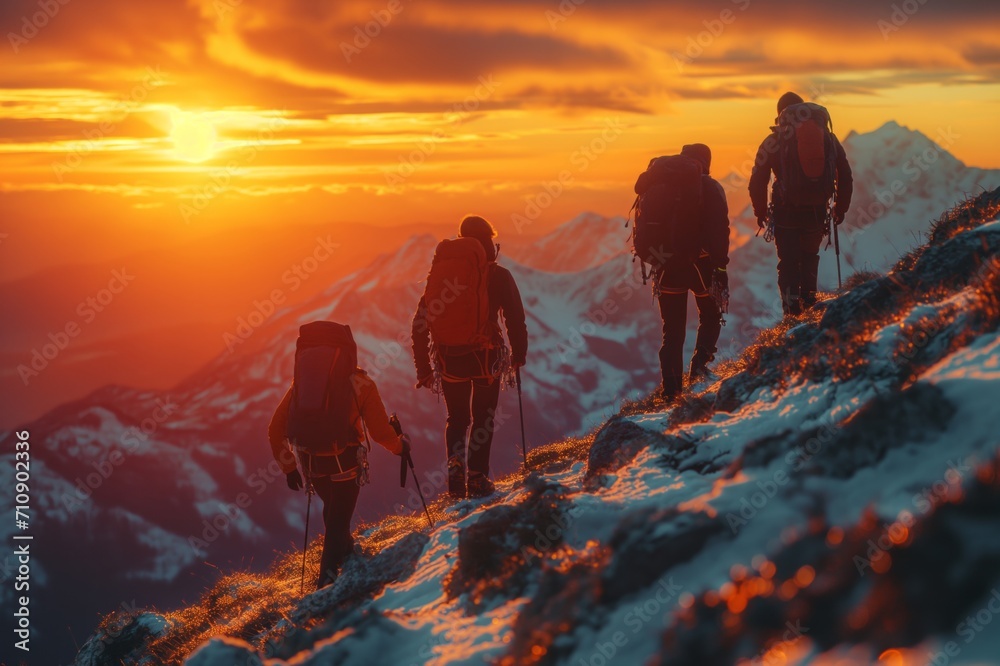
587,417,665,480
445,476,569,611
601,507,727,604
74,611,174,666
185,637,263,666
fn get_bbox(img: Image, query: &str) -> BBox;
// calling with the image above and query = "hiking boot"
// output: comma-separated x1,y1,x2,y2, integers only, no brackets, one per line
660,374,683,402
466,472,495,498
447,456,466,499
689,348,715,381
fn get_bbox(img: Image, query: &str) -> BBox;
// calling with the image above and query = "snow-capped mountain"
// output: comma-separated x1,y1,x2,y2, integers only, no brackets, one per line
3,122,997,664
77,187,1000,666
833,121,999,280
507,212,631,273
726,120,1000,351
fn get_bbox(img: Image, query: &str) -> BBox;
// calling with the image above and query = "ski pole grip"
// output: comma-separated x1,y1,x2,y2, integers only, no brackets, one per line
389,413,403,436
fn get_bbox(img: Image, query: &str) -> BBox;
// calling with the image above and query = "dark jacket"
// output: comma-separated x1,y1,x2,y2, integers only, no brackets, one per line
412,264,528,380
749,129,853,221
634,161,730,272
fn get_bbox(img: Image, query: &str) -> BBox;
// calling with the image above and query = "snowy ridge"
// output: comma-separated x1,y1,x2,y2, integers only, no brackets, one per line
76,188,1000,665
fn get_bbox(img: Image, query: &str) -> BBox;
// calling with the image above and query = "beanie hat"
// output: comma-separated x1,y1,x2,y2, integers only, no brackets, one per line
458,215,496,241
777,91,805,114
458,215,497,261
681,143,712,174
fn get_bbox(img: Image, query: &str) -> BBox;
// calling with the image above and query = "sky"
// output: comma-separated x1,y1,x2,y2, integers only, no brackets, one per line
1,0,999,278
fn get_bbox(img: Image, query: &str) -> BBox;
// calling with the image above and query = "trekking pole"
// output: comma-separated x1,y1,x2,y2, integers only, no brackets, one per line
390,414,434,528
299,456,314,594
832,214,843,289
516,368,528,471
405,452,433,528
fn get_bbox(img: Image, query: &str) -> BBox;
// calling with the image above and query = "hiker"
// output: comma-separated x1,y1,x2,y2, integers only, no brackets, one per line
749,91,853,315
633,144,731,400
267,321,408,590
411,215,528,499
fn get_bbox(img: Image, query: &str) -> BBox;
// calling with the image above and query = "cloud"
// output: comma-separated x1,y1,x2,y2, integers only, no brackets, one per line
2,0,999,209
964,43,1000,66
242,23,631,84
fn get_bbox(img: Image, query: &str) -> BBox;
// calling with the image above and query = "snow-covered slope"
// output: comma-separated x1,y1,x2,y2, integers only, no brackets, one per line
77,188,1000,666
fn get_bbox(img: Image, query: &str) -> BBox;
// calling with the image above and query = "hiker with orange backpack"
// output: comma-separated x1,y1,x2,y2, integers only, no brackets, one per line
411,216,528,499
749,92,853,316
267,321,409,590
632,144,731,401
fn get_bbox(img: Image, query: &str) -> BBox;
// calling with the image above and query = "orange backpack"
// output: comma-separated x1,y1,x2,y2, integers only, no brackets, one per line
776,102,838,207
423,237,491,348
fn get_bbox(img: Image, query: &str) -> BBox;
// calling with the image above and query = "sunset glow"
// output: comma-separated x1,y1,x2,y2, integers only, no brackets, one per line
2,0,998,268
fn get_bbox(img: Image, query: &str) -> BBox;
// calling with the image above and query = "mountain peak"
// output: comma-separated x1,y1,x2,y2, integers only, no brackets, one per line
875,119,909,133
507,212,629,273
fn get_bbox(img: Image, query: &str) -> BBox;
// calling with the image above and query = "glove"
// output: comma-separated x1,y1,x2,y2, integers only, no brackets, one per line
756,215,767,230
396,433,411,457
834,210,846,226
286,470,303,491
712,267,729,293
415,372,434,390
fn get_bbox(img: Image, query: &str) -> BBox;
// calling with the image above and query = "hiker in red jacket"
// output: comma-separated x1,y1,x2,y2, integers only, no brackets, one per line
411,216,528,499
749,91,853,315
268,327,407,590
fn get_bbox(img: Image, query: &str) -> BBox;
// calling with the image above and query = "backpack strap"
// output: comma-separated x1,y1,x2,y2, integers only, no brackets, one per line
351,383,372,487
351,383,372,453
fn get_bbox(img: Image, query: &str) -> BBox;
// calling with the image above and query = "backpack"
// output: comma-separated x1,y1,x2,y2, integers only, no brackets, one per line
632,154,704,271
423,237,491,348
286,321,359,455
776,102,838,208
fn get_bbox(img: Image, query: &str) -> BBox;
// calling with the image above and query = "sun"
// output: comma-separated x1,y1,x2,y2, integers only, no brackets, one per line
169,110,218,162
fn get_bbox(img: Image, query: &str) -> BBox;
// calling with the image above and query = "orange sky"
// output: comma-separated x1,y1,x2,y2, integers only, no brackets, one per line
2,0,999,278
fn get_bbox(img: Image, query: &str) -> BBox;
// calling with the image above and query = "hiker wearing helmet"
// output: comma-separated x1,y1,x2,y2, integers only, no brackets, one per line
411,215,528,499
267,322,408,589
633,143,731,401
749,91,854,315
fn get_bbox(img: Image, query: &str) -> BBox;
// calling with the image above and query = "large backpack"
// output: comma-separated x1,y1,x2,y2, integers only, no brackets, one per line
423,237,491,348
776,102,838,208
632,154,704,271
286,321,359,455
